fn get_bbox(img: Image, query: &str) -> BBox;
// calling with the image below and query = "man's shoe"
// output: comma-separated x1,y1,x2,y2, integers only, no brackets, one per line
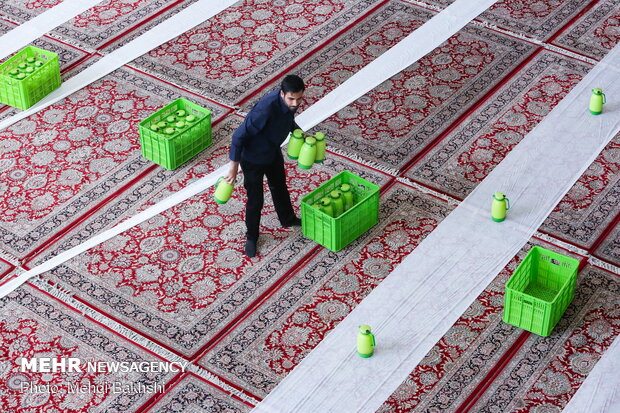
245,239,257,258
283,217,302,227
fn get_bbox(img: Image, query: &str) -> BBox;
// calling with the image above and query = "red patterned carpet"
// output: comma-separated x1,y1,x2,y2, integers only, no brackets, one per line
1,283,178,412
552,0,620,60
0,0,193,51
145,373,252,412
131,0,386,104
594,222,620,267
0,68,230,260
1,0,620,411
425,0,591,40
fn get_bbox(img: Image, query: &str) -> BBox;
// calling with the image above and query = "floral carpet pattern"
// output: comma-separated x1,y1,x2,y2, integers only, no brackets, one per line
594,222,620,267
424,0,591,40
299,16,535,171
377,263,619,412
541,133,620,248
200,183,453,397
30,116,390,357
375,241,574,412
0,67,229,259
0,283,177,412
146,374,252,413
405,51,591,198
0,0,189,50
552,0,620,60
131,0,385,104
467,265,620,412
1,0,619,411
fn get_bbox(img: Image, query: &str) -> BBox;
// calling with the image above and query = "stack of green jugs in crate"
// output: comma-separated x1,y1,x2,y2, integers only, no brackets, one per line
148,109,198,136
287,129,326,169
0,46,61,110
313,183,355,218
138,98,212,170
301,170,379,252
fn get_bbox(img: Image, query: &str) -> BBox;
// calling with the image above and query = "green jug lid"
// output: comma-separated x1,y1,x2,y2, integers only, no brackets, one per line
305,136,316,145
359,325,372,334
314,132,325,141
493,192,505,200
293,129,304,137
330,190,341,199
320,197,331,206
592,88,603,94
340,184,351,192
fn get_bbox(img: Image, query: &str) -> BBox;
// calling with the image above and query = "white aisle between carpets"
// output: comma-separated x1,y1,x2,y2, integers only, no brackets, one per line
562,334,620,412
0,0,499,297
0,0,104,60
252,46,620,413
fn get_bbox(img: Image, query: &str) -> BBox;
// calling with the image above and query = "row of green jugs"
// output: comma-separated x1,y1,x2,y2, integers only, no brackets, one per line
312,184,355,218
287,129,326,169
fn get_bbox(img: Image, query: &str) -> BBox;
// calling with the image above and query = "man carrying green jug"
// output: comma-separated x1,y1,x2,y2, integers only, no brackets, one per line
224,75,305,258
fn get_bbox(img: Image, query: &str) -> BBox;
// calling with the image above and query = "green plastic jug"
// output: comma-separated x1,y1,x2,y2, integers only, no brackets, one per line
319,197,334,217
340,183,354,210
329,190,344,217
214,177,234,204
298,136,317,170
287,129,305,159
491,192,510,222
589,88,606,115
314,132,326,163
357,325,375,358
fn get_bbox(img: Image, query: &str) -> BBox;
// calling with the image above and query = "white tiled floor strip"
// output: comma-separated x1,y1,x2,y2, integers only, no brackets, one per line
562,334,620,412
0,0,103,60
253,45,620,413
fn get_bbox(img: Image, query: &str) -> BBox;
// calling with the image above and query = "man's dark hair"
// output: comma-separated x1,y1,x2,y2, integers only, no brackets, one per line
281,75,305,94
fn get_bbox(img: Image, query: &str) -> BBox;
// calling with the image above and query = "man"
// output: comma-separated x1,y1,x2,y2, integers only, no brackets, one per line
224,75,305,258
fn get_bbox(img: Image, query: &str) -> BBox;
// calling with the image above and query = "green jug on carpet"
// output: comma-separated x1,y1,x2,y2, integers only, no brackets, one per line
287,129,305,159
589,88,606,115
491,192,510,222
298,136,317,170
214,177,234,204
314,132,326,163
357,325,375,358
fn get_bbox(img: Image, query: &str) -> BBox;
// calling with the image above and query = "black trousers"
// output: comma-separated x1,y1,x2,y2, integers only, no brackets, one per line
240,153,296,241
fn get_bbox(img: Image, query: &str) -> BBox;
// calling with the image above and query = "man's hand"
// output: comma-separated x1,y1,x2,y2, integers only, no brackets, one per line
224,161,239,185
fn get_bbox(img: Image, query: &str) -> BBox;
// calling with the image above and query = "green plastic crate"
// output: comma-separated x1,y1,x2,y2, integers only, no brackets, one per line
139,98,212,170
503,246,579,336
301,170,379,252
0,46,61,110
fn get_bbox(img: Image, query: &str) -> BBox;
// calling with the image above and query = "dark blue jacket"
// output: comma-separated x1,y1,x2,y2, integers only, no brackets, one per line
230,89,299,165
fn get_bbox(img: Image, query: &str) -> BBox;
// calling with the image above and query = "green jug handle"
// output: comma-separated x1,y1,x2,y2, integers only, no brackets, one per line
505,197,510,211
602,92,606,104
215,176,223,187
371,333,375,347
